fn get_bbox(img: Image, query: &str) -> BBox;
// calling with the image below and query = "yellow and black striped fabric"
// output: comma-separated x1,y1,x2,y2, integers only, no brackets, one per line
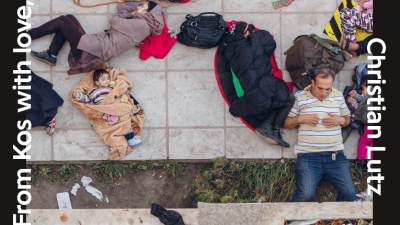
323,0,372,43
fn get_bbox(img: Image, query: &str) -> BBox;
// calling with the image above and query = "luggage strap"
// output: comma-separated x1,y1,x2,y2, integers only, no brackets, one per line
309,34,342,55
284,33,343,55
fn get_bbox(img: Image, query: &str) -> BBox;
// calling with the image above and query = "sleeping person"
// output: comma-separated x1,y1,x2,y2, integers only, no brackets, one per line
73,69,142,149
223,22,294,147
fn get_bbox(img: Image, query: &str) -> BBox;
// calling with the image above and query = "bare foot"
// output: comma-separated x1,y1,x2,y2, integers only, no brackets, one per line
348,42,359,52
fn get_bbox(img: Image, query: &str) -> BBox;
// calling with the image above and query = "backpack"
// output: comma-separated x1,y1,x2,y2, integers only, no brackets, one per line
177,12,228,49
284,34,350,90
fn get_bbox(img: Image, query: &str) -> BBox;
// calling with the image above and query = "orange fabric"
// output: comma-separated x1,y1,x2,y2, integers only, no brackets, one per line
71,67,145,160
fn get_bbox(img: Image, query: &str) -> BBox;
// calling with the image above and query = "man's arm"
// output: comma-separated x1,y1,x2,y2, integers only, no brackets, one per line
283,116,300,129
284,114,320,129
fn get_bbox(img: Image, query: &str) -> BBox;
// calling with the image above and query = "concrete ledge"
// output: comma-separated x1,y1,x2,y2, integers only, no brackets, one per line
198,202,373,225
27,208,198,225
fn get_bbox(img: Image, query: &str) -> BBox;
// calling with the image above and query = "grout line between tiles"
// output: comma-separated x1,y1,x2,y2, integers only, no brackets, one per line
165,10,170,160
50,0,54,161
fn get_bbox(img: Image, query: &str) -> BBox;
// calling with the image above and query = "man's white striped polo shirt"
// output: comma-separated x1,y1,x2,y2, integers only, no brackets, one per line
288,85,351,154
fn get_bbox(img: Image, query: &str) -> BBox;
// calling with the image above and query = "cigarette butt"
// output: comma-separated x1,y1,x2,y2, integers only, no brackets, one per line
118,183,120,186
76,173,79,176
96,204,98,207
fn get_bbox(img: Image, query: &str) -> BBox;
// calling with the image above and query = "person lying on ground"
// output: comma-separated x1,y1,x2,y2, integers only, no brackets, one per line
339,0,373,58
283,68,356,202
224,22,294,147
28,0,163,75
72,69,143,150
344,73,374,166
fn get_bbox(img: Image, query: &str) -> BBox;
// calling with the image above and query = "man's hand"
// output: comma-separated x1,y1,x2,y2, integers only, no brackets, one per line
349,90,356,96
347,96,356,103
131,10,137,16
322,113,345,128
299,114,319,127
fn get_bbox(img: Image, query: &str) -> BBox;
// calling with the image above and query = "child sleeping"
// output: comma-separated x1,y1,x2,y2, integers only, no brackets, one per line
72,69,142,150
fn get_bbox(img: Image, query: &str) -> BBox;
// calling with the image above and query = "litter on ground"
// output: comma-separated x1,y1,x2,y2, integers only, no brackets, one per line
71,183,81,196
56,192,72,209
80,176,109,203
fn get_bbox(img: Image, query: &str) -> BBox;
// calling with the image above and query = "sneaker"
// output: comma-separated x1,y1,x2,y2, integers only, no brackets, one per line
44,117,56,136
30,50,57,66
255,122,278,145
128,136,142,147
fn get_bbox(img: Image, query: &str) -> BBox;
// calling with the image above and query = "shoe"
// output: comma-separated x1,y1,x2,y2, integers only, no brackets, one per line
272,128,290,148
128,136,142,147
30,50,57,66
255,122,278,145
44,117,56,136
358,159,367,166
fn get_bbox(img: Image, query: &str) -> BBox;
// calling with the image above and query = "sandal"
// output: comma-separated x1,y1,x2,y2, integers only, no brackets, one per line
339,33,350,52
342,49,354,61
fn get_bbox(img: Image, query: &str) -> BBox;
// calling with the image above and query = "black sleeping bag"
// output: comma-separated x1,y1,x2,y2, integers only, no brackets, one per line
220,30,290,121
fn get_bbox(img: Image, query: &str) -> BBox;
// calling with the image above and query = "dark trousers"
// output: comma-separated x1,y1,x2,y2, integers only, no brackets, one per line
290,150,356,202
28,14,86,59
263,94,295,129
356,35,373,56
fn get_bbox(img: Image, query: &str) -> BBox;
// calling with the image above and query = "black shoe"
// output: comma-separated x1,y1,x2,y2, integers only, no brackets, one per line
358,159,367,166
272,128,290,148
30,50,56,66
255,122,278,145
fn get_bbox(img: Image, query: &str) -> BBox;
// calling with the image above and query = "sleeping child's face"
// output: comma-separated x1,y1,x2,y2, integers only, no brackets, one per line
95,72,110,88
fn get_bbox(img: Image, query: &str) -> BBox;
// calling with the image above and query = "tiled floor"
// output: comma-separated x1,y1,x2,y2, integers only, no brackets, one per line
28,0,370,162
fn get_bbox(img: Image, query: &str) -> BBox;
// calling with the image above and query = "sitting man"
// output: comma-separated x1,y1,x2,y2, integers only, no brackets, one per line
284,68,356,202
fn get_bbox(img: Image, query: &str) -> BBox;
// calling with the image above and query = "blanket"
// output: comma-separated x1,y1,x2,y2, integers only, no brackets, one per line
71,67,145,160
323,0,372,56
138,16,178,60
272,0,296,10
27,67,64,128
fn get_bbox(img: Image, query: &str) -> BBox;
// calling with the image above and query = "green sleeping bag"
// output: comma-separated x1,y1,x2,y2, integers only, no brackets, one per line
231,68,244,97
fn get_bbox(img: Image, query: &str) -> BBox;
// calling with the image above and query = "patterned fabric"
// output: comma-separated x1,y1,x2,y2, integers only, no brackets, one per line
77,86,114,105
323,0,372,58
340,8,373,43
288,85,350,154
272,0,296,10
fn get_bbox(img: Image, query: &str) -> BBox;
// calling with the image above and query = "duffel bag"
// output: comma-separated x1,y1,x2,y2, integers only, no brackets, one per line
177,12,228,49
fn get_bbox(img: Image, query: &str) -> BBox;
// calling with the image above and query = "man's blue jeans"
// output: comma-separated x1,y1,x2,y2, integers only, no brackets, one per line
290,150,356,202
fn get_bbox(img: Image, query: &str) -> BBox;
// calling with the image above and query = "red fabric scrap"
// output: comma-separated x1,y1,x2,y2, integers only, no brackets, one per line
137,16,178,60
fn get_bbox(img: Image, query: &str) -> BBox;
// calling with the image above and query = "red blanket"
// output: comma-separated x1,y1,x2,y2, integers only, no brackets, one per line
137,16,178,60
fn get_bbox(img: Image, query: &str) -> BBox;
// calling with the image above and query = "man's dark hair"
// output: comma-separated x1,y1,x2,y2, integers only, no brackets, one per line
93,69,108,83
234,22,256,35
360,74,374,87
311,67,335,82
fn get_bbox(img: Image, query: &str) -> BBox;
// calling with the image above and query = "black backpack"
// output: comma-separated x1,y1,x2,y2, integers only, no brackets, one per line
177,12,228,49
